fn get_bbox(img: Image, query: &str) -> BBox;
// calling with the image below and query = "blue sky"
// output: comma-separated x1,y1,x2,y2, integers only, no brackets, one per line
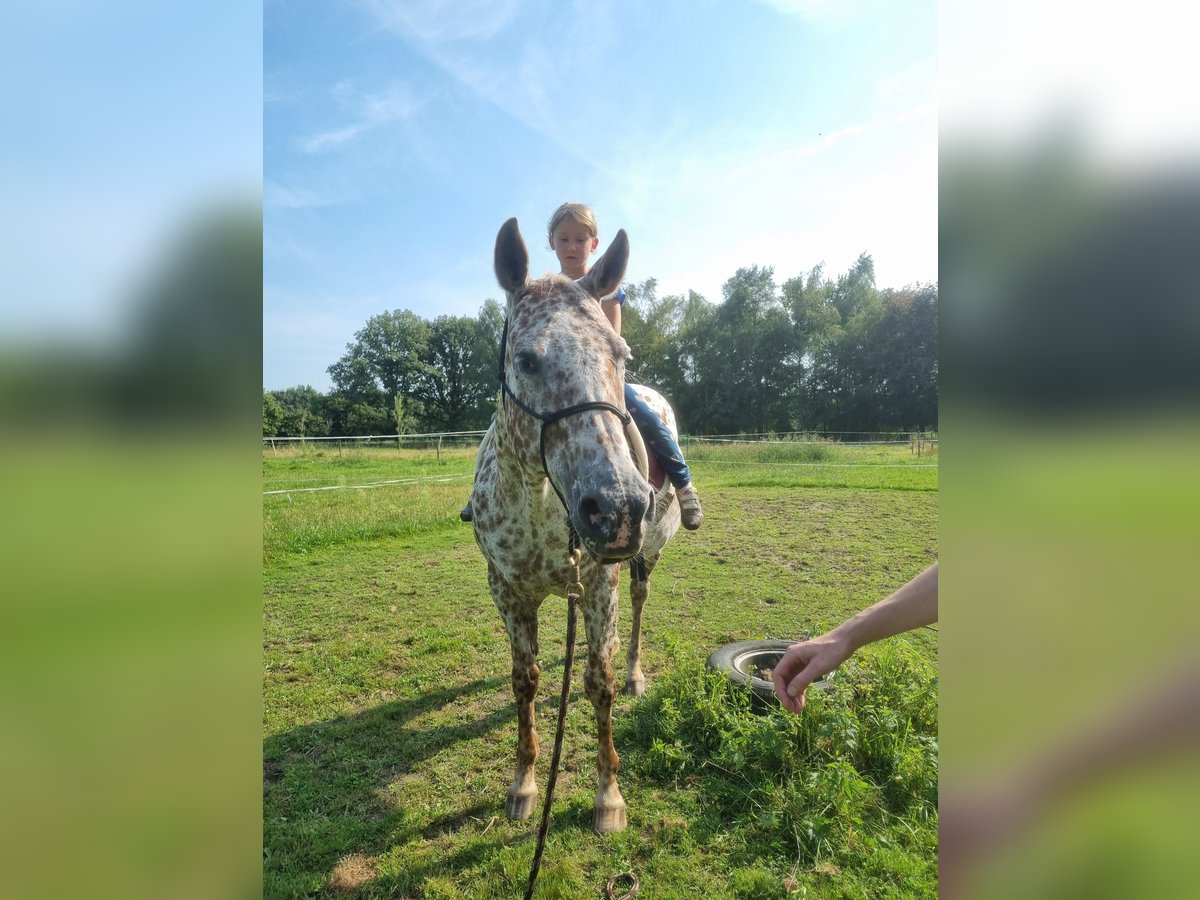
265,0,937,391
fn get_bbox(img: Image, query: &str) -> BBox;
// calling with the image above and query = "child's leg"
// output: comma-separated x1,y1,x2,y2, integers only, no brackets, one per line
624,384,690,487
624,384,703,529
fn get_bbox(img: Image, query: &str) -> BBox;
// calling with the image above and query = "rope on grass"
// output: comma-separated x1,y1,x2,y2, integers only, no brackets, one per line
606,871,640,899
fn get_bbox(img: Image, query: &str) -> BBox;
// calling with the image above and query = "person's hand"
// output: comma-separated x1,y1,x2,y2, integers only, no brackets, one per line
772,634,851,713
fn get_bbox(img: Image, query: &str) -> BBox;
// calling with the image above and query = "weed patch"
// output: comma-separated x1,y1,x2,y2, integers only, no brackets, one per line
617,640,937,895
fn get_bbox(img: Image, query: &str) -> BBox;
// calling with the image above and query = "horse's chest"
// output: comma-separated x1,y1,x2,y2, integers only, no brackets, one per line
474,500,573,596
480,518,577,592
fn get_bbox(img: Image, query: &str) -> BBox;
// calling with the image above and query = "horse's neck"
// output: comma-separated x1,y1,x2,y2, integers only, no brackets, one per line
493,413,560,511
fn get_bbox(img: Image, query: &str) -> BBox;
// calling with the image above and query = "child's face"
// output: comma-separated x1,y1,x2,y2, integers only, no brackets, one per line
549,217,599,279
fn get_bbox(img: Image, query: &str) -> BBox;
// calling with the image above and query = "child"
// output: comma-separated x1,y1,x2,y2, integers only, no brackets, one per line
461,203,704,530
547,203,704,529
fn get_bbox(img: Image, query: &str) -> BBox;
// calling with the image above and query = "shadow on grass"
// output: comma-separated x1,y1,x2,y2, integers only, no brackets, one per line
264,675,518,896
361,794,602,898
263,658,589,898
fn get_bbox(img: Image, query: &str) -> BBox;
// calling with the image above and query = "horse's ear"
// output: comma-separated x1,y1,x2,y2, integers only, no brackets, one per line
579,228,629,300
494,217,529,295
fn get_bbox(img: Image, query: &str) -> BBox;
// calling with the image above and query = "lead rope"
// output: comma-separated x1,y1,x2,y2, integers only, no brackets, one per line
606,871,640,899
521,535,641,900
523,535,583,900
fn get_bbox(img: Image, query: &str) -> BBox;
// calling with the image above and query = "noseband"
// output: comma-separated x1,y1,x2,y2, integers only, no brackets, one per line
497,313,632,521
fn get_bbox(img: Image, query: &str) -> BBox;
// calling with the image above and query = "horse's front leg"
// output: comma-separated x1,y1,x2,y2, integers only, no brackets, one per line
582,566,627,834
496,585,541,820
624,552,658,697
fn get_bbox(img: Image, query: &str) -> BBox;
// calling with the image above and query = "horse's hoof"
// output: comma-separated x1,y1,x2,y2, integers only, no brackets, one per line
593,800,627,834
622,677,646,697
506,790,538,820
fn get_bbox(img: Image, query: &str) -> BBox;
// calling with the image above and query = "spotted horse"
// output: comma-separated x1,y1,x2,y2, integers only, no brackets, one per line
469,218,682,834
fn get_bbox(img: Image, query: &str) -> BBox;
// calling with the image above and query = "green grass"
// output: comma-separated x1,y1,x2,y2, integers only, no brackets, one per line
263,447,477,558
264,441,937,898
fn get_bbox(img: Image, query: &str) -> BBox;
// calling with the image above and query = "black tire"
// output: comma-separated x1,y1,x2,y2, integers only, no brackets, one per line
705,640,832,708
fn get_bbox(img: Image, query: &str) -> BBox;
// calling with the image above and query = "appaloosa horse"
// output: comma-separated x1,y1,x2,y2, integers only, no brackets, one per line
470,217,681,834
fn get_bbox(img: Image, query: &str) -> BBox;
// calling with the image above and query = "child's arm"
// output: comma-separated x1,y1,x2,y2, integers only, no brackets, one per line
599,286,625,334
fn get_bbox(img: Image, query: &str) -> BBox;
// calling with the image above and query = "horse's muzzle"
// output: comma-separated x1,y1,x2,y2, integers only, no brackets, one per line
575,487,650,560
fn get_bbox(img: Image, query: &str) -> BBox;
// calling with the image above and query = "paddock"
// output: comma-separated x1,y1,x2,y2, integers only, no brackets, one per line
263,437,938,898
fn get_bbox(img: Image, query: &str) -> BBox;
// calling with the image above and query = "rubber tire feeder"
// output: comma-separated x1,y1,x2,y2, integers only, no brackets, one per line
705,639,833,709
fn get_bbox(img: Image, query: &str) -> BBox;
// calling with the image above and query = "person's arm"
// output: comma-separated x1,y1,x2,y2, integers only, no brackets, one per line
773,563,938,713
600,297,622,334
599,286,625,334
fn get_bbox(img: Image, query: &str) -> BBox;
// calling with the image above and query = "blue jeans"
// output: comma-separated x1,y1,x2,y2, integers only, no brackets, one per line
625,383,691,489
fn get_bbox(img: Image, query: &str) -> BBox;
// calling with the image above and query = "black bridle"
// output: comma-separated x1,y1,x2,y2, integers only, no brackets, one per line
496,313,633,530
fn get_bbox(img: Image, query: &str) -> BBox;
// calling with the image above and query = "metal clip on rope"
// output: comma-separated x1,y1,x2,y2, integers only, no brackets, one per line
566,547,584,600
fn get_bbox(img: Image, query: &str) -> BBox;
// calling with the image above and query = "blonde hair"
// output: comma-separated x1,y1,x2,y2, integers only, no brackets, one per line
547,202,598,242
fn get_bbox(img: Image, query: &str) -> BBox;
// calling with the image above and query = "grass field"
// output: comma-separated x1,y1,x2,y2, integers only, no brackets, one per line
264,440,938,898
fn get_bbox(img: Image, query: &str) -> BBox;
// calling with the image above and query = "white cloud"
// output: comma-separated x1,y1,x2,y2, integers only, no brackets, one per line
352,0,521,44
300,125,365,154
264,181,337,209
612,103,937,301
298,81,424,154
348,0,622,176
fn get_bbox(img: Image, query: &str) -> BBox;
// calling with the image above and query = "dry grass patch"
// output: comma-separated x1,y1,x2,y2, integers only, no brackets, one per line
328,853,378,892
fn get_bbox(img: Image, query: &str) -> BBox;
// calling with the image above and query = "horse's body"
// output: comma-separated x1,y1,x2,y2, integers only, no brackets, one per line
470,218,680,834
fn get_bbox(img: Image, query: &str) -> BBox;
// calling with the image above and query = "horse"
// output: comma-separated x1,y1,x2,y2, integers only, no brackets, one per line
469,217,682,834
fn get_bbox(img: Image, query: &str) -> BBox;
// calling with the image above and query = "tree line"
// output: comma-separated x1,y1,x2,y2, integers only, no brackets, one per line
263,254,937,438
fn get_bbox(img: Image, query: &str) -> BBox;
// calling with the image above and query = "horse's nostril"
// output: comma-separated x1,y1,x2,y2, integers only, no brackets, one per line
580,496,603,529
577,492,646,546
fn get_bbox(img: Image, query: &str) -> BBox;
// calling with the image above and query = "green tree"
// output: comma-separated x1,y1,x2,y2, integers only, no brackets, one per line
782,265,840,354
117,203,261,425
464,299,504,426
673,290,717,432
801,258,938,432
694,267,801,433
329,309,430,397
393,394,408,435
622,279,687,403
870,285,938,429
262,392,284,436
413,314,494,431
269,385,329,436
327,309,431,433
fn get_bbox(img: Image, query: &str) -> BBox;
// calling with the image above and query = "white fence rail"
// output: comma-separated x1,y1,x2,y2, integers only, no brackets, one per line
263,430,488,451
262,430,938,496
264,429,937,447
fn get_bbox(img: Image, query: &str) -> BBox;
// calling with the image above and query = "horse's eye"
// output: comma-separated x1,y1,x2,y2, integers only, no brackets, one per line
516,351,539,375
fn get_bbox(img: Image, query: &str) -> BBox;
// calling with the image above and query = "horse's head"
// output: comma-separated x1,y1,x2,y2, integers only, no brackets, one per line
493,217,653,562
